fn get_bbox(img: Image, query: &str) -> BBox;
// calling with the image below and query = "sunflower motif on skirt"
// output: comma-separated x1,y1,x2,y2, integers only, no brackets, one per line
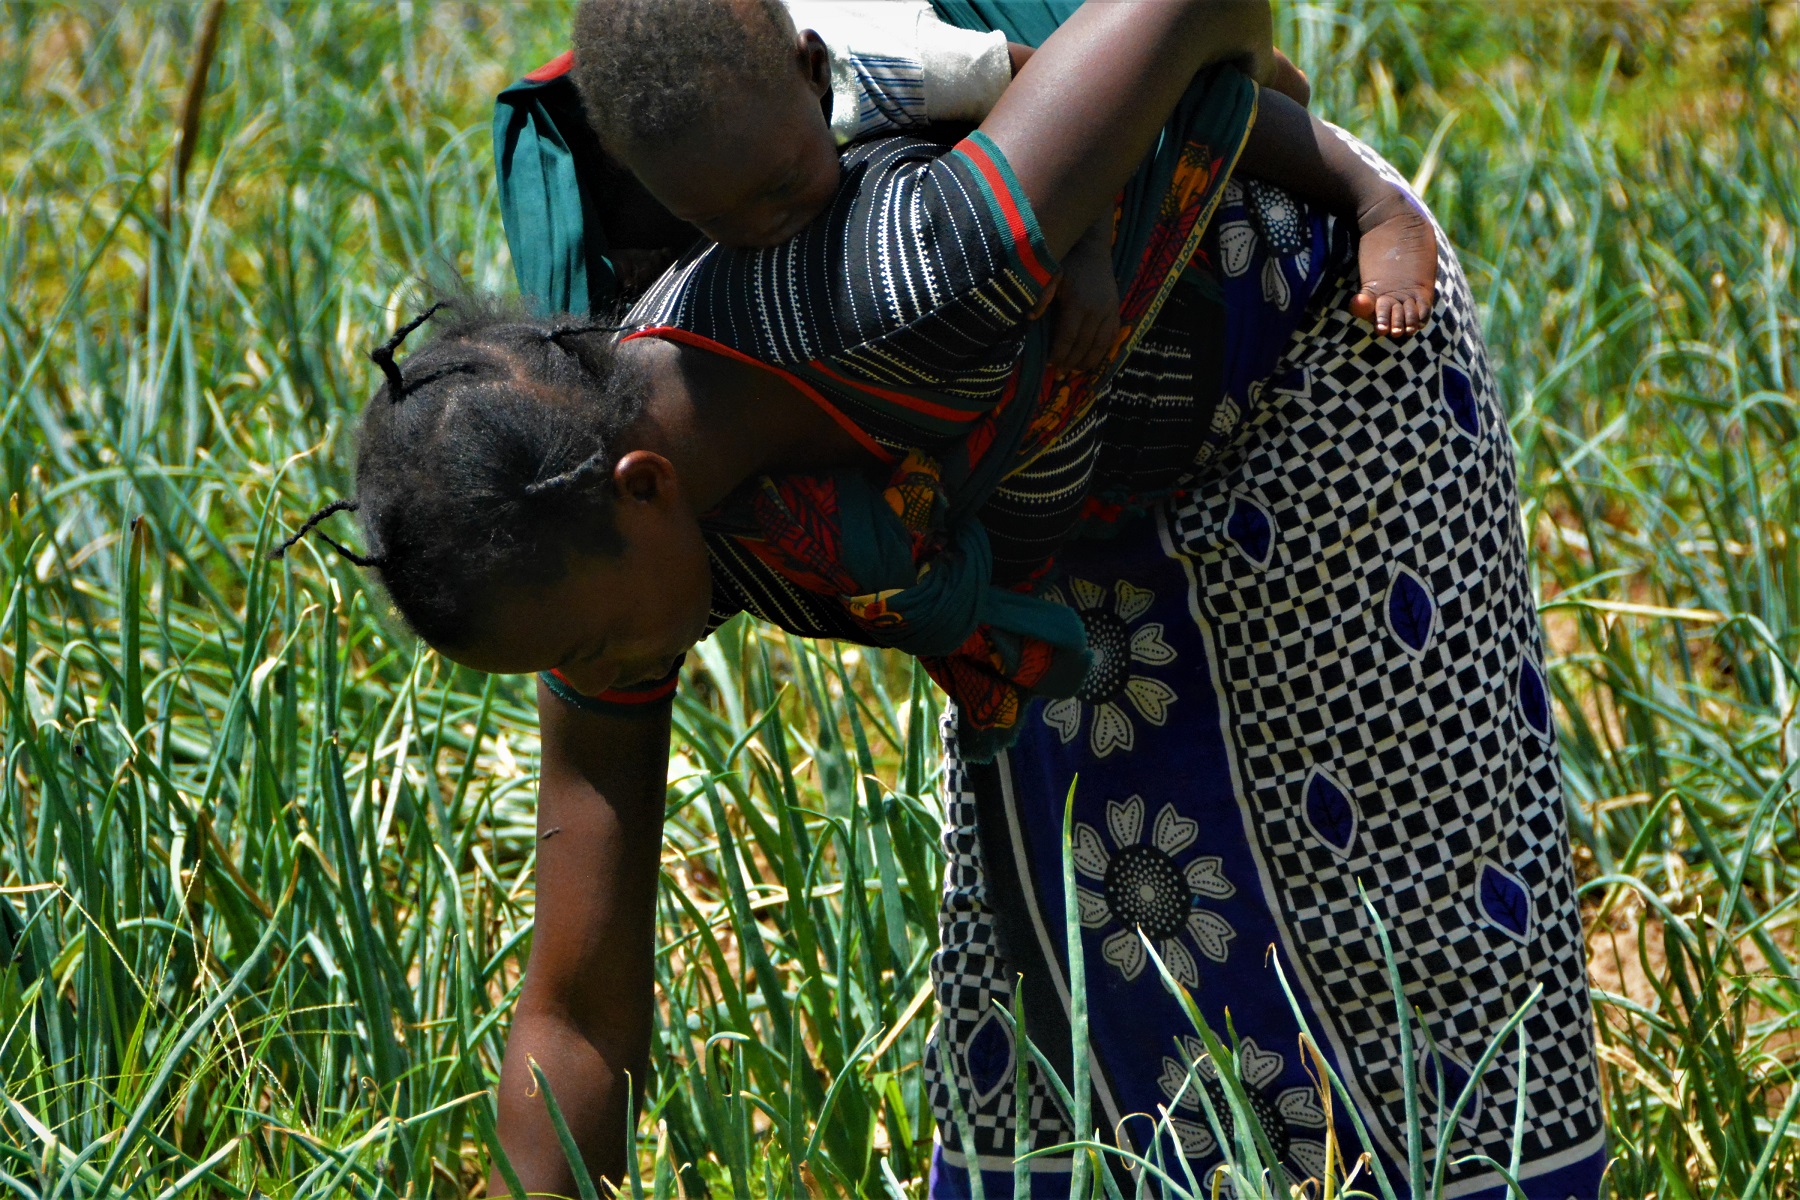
1042,579,1178,758
1072,795,1237,986
1156,1035,1332,1186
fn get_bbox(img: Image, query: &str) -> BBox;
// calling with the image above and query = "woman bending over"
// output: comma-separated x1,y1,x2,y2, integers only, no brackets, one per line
289,2,1604,1194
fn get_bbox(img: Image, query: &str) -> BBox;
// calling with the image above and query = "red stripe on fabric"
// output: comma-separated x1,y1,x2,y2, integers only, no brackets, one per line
524,51,574,82
805,360,977,424
623,326,897,465
961,367,1020,469
550,668,678,705
955,140,1051,287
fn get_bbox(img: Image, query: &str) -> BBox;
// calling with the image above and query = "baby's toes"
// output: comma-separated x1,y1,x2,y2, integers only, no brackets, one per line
1375,294,1396,335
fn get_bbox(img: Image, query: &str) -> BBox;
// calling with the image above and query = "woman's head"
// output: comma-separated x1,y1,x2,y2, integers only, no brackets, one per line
282,298,713,690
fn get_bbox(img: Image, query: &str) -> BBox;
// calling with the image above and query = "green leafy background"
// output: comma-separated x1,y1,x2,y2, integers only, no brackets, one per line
0,2,1795,1195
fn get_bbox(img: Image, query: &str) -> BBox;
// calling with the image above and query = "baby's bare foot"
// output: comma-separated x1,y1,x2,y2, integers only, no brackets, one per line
1348,198,1437,337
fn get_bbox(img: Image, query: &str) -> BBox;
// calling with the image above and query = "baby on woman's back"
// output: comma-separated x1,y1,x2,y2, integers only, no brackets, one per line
573,0,1438,348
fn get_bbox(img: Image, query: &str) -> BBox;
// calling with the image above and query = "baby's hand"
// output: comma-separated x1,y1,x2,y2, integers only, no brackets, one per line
1050,226,1120,372
1348,192,1437,338
1269,49,1310,108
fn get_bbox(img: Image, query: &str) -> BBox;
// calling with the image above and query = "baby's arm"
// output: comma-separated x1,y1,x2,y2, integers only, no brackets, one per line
1235,88,1437,336
1048,216,1120,372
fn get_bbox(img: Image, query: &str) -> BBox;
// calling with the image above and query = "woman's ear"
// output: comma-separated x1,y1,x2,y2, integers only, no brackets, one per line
798,29,830,100
612,450,679,505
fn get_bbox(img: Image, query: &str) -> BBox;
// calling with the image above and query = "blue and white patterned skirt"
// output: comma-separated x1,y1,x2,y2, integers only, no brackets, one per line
923,147,1605,1200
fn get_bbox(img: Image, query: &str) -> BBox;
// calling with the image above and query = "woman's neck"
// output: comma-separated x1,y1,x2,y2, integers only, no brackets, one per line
621,336,877,513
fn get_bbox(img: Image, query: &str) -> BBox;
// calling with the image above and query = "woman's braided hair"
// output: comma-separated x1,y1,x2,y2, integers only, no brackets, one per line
273,296,646,651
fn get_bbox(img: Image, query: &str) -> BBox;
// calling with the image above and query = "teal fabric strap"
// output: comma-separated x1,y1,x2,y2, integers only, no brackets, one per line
929,0,1084,47
832,470,1089,673
494,67,615,315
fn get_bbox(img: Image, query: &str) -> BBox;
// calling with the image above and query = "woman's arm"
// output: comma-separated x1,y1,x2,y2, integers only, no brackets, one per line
487,684,672,1195
979,0,1275,255
1006,39,1309,106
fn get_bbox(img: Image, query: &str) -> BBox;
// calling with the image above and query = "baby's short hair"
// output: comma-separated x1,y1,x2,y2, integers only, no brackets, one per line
572,0,796,152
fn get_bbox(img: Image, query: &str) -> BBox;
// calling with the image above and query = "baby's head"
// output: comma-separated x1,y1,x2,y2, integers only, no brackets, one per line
573,0,840,248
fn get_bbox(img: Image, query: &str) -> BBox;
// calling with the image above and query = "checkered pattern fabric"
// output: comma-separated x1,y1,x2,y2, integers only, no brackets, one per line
925,717,1075,1161
1163,131,1601,1177
924,132,1601,1191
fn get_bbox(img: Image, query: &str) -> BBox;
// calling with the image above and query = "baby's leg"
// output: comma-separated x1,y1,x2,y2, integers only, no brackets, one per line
1348,189,1437,337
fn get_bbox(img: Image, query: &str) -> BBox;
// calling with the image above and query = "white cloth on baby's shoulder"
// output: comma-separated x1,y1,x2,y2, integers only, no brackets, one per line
780,1,1011,145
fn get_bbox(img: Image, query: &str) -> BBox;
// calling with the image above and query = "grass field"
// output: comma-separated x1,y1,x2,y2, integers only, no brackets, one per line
1,1,1796,1196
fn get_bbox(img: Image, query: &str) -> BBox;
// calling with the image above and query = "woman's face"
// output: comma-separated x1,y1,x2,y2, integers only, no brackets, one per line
446,454,714,694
